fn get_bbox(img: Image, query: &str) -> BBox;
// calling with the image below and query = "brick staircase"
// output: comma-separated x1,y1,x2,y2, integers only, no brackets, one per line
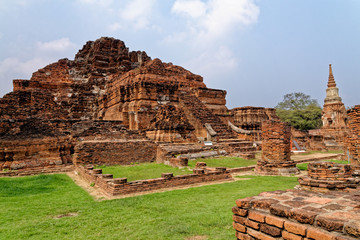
216,139,256,159
179,91,237,140
179,90,256,159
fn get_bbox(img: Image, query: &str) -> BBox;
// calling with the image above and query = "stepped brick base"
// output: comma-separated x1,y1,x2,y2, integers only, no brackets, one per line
233,190,360,240
298,162,360,192
255,161,299,176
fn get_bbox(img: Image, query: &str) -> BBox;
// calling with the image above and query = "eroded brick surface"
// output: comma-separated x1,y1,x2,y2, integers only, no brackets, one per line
233,190,360,240
345,105,360,165
298,161,360,192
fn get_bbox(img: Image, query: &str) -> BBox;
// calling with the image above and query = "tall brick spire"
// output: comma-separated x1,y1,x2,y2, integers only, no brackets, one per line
324,64,342,104
327,64,336,88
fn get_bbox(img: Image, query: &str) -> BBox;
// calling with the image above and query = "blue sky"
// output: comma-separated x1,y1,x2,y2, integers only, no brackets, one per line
0,0,359,109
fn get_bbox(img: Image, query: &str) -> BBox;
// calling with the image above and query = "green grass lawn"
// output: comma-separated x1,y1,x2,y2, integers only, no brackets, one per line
0,174,298,240
96,163,192,181
188,156,257,169
297,159,350,171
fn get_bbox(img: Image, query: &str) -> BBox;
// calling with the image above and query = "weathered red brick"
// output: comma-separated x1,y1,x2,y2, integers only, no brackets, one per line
265,215,284,228
251,198,279,210
233,222,246,233
344,221,360,238
316,215,345,232
335,234,359,240
245,219,260,230
270,204,292,217
235,231,254,240
232,206,248,217
282,230,303,240
233,215,246,225
236,197,253,209
246,228,277,240
289,208,318,224
284,221,307,236
307,227,336,240
260,224,281,237
248,210,266,223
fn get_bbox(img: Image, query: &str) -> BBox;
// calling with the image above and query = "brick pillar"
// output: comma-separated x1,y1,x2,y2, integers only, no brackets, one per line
255,120,299,175
346,105,360,165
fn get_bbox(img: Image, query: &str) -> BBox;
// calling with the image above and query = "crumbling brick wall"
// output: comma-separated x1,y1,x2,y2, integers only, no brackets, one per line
230,107,279,141
233,190,360,240
73,140,157,166
0,118,73,172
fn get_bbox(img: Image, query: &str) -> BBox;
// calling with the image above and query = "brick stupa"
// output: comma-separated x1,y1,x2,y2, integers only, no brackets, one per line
320,64,348,149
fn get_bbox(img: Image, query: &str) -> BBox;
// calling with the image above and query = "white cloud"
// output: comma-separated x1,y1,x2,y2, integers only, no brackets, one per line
162,32,188,44
77,0,113,8
166,0,259,84
14,0,29,7
36,38,75,52
119,0,157,29
0,57,49,80
0,57,53,98
0,38,77,97
187,45,238,77
108,23,122,32
171,0,259,44
172,0,206,18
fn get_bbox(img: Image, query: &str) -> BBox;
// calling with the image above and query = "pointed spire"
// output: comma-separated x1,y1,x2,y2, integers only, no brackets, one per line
327,64,336,88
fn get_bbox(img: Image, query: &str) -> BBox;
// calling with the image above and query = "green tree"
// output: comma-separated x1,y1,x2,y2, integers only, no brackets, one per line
275,92,322,130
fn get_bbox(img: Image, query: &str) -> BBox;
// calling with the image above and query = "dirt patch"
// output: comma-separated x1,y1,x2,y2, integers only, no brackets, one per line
52,212,78,219
185,235,208,240
67,171,111,201
291,153,341,161
234,177,252,180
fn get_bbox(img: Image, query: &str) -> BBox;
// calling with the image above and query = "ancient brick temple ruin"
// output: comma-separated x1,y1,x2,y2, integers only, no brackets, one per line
230,107,279,141
308,64,348,150
0,37,256,173
255,120,299,175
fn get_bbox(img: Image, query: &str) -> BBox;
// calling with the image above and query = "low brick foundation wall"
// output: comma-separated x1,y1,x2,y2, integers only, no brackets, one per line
298,162,360,192
73,139,157,165
233,190,360,240
76,165,232,196
0,164,74,177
